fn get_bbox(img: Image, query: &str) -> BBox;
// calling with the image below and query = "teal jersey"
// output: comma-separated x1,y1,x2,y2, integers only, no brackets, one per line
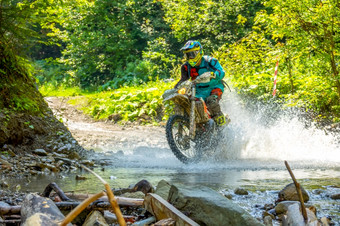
175,55,225,100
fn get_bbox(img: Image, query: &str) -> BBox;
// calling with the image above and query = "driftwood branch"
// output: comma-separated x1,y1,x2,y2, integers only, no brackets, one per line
0,197,143,216
284,160,308,222
41,182,72,201
0,219,21,224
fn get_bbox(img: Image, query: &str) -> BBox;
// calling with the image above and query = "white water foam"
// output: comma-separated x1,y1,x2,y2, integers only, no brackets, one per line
220,91,340,163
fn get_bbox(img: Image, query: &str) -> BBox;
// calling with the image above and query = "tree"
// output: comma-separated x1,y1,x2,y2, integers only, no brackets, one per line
259,0,340,105
53,0,178,88
160,0,264,52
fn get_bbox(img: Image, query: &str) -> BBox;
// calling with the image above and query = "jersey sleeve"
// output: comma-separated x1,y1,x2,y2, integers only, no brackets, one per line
208,57,225,81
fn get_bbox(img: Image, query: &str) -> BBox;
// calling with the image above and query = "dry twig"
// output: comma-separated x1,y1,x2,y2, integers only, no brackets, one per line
284,160,308,222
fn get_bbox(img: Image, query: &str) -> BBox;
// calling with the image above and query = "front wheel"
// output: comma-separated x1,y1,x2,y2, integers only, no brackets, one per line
166,115,201,164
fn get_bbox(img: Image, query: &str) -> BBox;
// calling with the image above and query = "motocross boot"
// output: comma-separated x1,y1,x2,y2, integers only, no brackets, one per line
206,95,230,127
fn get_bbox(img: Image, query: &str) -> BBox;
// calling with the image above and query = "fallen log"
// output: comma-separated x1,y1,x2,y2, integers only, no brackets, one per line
62,193,143,207
144,193,199,226
0,196,143,216
56,198,142,210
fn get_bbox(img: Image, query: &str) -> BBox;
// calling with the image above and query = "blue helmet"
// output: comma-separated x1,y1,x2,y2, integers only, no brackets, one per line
180,40,204,67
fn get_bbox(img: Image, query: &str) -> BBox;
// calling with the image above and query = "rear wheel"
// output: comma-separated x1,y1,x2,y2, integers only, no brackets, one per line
166,115,202,164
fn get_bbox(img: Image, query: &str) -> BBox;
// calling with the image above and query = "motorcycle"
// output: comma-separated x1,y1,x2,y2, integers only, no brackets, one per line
162,72,227,164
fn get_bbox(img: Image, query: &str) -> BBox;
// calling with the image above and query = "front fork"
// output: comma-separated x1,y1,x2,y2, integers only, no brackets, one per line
189,85,196,139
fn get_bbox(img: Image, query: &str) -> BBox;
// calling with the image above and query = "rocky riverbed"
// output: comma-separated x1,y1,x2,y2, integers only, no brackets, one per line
1,96,340,225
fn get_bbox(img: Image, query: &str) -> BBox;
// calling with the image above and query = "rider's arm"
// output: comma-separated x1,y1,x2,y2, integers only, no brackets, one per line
209,58,225,81
174,64,190,88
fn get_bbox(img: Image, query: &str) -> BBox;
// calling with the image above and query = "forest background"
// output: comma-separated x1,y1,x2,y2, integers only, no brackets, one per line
1,0,340,125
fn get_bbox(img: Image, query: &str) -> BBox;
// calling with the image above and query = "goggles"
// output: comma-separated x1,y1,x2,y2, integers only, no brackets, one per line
183,46,201,60
184,50,200,60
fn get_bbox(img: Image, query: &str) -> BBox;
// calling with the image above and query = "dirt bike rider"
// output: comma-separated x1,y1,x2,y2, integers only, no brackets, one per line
174,40,229,127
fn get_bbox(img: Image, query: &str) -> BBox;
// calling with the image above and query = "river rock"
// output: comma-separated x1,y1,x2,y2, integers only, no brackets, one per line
103,210,117,224
275,201,300,215
263,215,273,226
234,187,249,195
155,180,172,200
0,201,10,209
75,175,86,180
83,210,109,226
278,183,309,202
0,181,9,188
320,217,331,226
330,193,340,200
80,160,94,167
67,151,80,160
263,211,275,219
275,201,317,216
21,193,71,226
130,179,154,194
168,184,263,226
32,149,48,156
285,203,318,226
285,203,304,226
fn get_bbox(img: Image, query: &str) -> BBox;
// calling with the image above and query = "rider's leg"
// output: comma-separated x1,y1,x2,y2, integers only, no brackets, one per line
206,88,230,126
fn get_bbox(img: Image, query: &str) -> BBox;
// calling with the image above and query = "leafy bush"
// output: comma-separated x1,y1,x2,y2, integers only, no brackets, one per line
34,59,74,87
68,80,176,124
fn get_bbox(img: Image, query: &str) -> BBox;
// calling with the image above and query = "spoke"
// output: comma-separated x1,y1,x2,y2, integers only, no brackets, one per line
170,117,200,160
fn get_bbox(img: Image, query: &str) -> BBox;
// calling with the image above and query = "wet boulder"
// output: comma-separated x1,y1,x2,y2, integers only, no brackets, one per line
330,193,340,200
278,183,309,202
283,203,318,226
155,180,172,200
234,187,249,195
131,179,154,194
168,184,263,226
275,201,300,215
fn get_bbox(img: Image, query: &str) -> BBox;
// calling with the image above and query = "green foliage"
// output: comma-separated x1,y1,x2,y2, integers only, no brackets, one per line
68,80,176,123
34,59,74,87
3,0,340,123
217,31,276,101
49,0,179,89
39,85,84,97
215,0,340,121
160,0,264,52
0,43,47,115
142,37,178,79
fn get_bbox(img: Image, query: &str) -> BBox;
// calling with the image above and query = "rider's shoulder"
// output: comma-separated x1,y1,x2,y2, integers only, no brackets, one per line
203,55,217,62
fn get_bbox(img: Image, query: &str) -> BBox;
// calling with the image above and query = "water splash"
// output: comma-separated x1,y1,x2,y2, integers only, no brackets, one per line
220,91,340,163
